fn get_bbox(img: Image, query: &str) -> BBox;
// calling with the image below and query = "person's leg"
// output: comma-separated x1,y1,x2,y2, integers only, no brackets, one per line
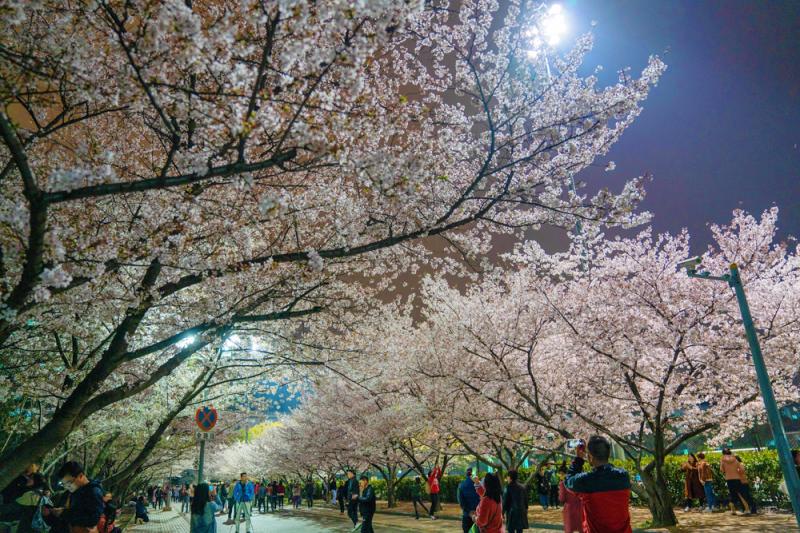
706,483,717,510
362,512,375,533
349,502,359,526
245,502,253,533
234,502,241,533
540,493,548,510
740,484,756,513
430,494,438,517
726,480,743,512
461,513,474,533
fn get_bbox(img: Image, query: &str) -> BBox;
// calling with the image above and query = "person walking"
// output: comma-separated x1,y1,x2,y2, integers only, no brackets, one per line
696,453,716,512
292,482,301,509
232,472,254,533
565,436,632,533
534,465,550,510
558,464,583,533
337,481,346,514
225,480,236,521
410,477,430,520
471,473,503,533
329,478,337,505
681,454,705,511
456,469,478,532
52,461,105,533
427,465,442,519
358,476,376,533
304,479,314,509
503,470,529,533
735,456,758,514
345,470,359,527
189,483,222,533
257,483,266,514
720,448,746,514
180,485,191,514
276,481,285,509
219,483,228,514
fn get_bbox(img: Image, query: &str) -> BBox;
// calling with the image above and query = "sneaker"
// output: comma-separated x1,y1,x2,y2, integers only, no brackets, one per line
351,523,362,532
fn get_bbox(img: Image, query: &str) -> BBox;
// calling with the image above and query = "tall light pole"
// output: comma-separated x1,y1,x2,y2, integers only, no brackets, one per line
524,5,583,237
680,257,800,527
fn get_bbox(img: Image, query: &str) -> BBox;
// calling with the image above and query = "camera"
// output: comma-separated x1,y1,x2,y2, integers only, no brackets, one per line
676,256,702,272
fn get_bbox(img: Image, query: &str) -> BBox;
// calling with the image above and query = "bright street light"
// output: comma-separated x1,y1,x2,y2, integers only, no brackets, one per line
526,3,567,58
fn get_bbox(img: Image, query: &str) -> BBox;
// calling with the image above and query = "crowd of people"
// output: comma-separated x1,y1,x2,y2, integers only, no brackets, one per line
4,443,797,533
0,462,119,533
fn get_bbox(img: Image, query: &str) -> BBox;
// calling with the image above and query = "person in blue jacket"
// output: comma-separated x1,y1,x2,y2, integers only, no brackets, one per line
457,468,480,533
232,472,254,533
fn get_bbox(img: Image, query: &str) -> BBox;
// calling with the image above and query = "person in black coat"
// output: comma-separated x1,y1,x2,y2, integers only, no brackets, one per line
503,470,529,533
52,462,104,532
357,476,376,533
337,481,346,514
344,470,359,527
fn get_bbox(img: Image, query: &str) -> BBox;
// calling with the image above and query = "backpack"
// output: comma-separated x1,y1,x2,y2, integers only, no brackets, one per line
31,495,50,533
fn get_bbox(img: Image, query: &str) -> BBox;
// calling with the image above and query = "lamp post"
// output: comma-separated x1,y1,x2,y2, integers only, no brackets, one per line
524,5,583,237
681,258,800,527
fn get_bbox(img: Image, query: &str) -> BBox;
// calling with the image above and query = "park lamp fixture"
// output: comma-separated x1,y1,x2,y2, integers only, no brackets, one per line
679,256,800,527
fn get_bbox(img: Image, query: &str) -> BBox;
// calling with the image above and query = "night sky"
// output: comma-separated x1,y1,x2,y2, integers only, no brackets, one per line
563,0,800,249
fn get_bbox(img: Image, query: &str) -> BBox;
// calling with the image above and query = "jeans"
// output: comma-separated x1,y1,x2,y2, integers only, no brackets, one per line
703,482,716,509
461,514,474,532
227,499,235,519
549,485,559,508
234,501,252,533
539,493,549,509
180,497,189,513
306,495,313,508
331,489,337,504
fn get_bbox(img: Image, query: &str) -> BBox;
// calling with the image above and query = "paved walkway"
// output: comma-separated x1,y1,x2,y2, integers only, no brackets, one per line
127,502,799,532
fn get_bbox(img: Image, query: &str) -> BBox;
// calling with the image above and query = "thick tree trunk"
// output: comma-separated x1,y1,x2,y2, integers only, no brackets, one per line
386,469,396,508
0,356,117,487
640,460,677,527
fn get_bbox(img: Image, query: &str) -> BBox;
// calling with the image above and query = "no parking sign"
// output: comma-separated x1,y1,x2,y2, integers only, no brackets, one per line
195,405,218,432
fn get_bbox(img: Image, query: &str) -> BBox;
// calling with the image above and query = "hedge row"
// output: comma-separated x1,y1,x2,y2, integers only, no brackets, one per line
368,450,790,509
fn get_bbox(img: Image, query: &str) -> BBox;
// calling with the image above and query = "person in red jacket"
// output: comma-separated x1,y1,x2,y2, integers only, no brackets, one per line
565,435,631,533
471,473,503,533
427,466,443,520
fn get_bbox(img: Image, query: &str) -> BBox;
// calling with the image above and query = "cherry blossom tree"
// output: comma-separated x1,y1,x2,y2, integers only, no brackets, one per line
0,0,666,486
399,208,800,526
